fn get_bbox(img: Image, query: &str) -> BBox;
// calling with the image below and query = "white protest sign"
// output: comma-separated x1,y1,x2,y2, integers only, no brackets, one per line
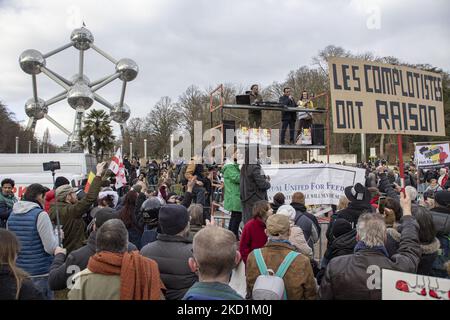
414,142,450,167
263,164,366,205
382,269,450,300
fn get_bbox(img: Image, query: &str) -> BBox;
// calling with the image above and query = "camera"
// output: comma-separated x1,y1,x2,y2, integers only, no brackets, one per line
43,161,61,172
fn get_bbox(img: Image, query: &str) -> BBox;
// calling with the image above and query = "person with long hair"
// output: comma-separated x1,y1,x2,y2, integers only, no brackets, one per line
0,229,44,299
118,189,144,249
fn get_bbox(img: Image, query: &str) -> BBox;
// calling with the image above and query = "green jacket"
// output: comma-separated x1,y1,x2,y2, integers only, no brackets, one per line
49,176,102,254
68,268,121,300
221,161,242,212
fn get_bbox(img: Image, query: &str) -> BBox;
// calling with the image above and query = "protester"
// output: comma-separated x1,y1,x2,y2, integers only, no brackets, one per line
240,149,271,224
68,219,165,300
118,189,144,249
326,183,373,243
246,214,317,300
248,84,263,128
386,206,440,275
188,204,204,238
48,207,138,291
438,167,449,189
239,200,273,264
182,225,243,300
270,192,286,213
425,177,444,194
89,188,118,220
317,218,357,284
0,229,44,300
139,197,162,247
140,204,198,300
184,155,208,210
7,183,60,299
319,192,421,300
290,192,320,250
44,176,69,213
222,155,242,240
279,87,296,145
0,178,17,228
276,205,313,258
49,162,106,253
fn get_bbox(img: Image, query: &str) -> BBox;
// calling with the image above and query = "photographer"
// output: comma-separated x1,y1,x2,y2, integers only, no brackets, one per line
49,162,106,254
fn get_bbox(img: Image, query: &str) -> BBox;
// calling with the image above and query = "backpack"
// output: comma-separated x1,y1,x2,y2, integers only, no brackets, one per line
252,248,299,300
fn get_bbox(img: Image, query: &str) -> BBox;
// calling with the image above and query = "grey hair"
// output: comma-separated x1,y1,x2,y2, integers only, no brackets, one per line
405,186,417,202
96,219,128,253
356,213,386,247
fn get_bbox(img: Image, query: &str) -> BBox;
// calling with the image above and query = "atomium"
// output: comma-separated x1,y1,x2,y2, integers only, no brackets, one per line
19,26,138,150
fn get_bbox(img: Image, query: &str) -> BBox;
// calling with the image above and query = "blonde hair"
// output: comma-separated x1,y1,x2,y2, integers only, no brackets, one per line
0,229,29,299
337,196,349,211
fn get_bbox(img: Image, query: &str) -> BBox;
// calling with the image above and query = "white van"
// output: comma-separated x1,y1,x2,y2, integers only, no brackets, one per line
0,153,96,198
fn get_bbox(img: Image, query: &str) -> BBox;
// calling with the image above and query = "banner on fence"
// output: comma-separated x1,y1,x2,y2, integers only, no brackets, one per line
263,164,366,205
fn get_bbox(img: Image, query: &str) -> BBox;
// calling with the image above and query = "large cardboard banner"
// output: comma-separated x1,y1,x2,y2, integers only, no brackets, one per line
382,269,450,300
415,142,450,168
263,164,366,205
328,57,445,136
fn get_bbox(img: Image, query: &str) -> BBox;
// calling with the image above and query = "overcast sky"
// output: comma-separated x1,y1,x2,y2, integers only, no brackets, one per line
0,0,449,145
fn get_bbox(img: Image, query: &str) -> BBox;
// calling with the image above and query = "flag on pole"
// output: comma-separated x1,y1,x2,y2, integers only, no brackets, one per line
109,148,127,189
109,147,122,174
84,171,96,193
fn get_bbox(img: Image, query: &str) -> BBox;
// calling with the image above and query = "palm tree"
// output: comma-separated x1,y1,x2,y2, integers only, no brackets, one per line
79,109,115,162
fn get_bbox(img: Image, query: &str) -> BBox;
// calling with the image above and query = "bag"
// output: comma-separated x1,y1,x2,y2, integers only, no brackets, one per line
252,249,299,300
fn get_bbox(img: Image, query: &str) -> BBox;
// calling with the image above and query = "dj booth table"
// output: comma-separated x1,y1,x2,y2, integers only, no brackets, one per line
209,85,331,160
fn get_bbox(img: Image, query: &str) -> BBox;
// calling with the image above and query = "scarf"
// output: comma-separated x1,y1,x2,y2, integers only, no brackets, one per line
87,251,164,300
354,240,389,257
0,192,17,209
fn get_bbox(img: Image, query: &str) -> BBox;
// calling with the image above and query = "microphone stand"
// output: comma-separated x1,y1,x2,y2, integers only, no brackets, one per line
51,169,62,247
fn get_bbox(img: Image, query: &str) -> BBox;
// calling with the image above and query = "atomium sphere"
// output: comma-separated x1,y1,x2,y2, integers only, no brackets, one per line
19,49,46,75
25,98,47,120
70,27,94,50
67,82,94,110
110,103,131,123
70,74,91,86
116,58,138,82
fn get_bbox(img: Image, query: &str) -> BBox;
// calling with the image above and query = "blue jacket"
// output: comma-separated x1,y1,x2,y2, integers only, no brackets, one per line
8,205,53,276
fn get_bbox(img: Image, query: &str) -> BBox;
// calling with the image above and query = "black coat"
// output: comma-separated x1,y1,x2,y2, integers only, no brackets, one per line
326,201,373,242
319,216,421,300
240,164,271,208
0,265,44,300
279,95,297,121
48,230,137,290
430,206,450,236
140,233,198,300
386,227,440,276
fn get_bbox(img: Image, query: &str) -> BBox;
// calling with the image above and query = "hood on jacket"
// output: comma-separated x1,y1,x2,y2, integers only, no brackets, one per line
12,201,41,214
387,228,440,255
45,190,55,202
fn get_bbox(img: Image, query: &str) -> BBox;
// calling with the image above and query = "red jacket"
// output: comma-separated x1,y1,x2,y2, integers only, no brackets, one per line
239,217,267,264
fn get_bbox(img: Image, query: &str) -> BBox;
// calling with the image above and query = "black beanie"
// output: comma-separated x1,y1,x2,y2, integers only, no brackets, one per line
159,204,189,235
95,207,118,228
332,218,352,238
54,176,70,189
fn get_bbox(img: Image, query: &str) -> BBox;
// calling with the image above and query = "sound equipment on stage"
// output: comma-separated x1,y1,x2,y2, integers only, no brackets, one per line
222,120,236,143
311,124,324,146
236,94,251,105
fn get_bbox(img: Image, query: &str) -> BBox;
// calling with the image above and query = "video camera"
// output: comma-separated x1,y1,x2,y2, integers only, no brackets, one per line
43,161,61,172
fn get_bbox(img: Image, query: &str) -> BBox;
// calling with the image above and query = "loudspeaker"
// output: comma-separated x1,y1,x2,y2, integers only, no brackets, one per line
222,120,236,144
311,124,324,146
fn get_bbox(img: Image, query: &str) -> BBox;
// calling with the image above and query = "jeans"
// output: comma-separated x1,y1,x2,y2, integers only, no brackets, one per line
280,119,295,144
32,275,53,300
192,185,206,206
228,211,242,240
147,175,158,190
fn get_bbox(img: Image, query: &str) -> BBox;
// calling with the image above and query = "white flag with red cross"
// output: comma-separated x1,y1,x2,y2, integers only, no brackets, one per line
109,148,127,189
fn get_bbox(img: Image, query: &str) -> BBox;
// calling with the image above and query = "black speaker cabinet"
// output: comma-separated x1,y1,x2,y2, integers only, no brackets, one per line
222,120,236,143
311,124,324,146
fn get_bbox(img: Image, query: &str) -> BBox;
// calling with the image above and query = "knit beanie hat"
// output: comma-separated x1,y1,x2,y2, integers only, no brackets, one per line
159,204,190,235
332,218,352,238
54,176,70,190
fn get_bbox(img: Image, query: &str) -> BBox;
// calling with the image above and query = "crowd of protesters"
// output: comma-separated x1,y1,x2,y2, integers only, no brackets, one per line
1,152,449,300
